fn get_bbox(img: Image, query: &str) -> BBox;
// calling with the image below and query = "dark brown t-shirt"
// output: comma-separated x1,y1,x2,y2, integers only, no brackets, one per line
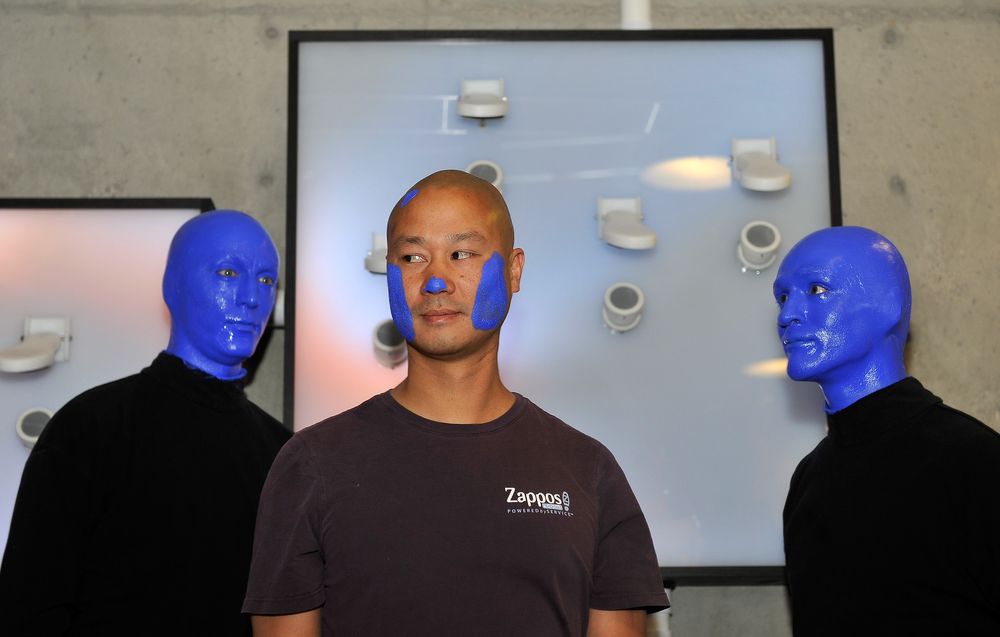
244,392,668,636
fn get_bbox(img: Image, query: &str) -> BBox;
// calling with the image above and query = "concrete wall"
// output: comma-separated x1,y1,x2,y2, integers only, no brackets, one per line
1,2,997,635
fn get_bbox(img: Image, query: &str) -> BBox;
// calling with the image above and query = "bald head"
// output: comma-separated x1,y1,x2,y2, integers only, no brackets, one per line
388,169,514,251
773,225,911,411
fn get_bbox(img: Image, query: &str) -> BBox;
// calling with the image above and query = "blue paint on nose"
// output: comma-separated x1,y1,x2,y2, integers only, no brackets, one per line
425,276,447,294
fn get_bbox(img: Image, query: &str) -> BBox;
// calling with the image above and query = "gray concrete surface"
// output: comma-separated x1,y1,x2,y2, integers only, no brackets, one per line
2,2,998,635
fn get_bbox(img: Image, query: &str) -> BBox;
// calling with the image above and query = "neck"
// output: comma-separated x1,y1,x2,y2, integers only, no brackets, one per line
391,338,513,424
819,355,907,413
164,339,246,381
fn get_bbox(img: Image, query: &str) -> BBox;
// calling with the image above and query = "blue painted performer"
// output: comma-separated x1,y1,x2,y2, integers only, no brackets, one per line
0,210,291,636
244,170,668,637
774,226,1000,635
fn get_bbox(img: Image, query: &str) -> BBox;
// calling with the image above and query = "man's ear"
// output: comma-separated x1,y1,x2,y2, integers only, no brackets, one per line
507,248,525,294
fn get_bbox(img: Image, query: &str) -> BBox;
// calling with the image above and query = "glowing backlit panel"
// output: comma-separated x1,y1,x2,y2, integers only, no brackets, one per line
290,33,837,570
0,202,205,551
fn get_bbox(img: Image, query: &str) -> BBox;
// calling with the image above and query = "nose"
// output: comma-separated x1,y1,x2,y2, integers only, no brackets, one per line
777,292,803,331
237,274,260,308
424,275,448,295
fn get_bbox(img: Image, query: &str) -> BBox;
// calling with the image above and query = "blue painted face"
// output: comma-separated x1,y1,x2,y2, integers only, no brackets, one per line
163,210,279,380
772,226,910,412
388,253,508,343
387,263,415,342
471,252,508,330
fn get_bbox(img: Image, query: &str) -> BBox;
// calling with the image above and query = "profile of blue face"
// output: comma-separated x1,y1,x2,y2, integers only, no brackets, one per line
162,210,279,380
772,226,910,411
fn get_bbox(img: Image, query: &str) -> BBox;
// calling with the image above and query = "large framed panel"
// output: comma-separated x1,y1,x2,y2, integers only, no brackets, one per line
0,198,213,551
288,31,840,580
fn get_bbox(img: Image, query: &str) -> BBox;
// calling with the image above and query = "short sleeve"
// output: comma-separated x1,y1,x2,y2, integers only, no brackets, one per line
589,448,669,612
243,435,327,615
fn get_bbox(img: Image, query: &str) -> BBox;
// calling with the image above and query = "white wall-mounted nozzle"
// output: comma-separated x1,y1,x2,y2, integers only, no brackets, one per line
16,407,53,449
737,220,782,272
466,160,504,191
0,317,71,373
373,319,407,369
621,0,652,30
603,282,645,333
732,137,792,192
597,197,656,250
271,288,286,328
364,232,388,275
457,79,509,120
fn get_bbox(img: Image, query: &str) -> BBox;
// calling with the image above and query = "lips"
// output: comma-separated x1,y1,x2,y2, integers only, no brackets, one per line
225,319,260,332
782,335,816,351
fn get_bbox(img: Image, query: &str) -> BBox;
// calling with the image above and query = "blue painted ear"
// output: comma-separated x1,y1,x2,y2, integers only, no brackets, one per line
387,264,415,341
471,252,508,330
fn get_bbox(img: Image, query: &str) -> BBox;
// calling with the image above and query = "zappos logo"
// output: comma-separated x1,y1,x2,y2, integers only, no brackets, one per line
505,486,574,517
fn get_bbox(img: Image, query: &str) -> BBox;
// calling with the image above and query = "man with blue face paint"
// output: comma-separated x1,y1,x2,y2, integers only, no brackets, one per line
774,226,1000,635
0,210,290,636
245,171,668,637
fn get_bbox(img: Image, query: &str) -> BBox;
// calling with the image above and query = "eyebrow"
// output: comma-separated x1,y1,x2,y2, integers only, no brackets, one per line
391,231,487,249
447,231,487,244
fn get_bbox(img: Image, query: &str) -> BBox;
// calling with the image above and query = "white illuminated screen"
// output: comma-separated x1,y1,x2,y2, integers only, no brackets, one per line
292,36,833,568
0,205,202,551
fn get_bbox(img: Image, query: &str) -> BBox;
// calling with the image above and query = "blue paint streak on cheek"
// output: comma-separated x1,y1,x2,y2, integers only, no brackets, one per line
471,252,508,331
425,276,446,294
386,264,415,341
400,188,419,207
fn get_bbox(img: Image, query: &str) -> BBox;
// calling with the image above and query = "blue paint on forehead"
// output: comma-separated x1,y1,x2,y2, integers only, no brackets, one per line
400,188,420,207
425,276,446,294
387,264,415,341
471,252,508,331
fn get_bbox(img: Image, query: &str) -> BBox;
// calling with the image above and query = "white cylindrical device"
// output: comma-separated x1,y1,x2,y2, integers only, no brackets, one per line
373,319,407,368
602,282,645,333
16,407,53,449
621,0,652,30
466,160,503,190
737,220,782,270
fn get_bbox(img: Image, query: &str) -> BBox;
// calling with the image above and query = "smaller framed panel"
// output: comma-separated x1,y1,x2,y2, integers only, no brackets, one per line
0,198,213,551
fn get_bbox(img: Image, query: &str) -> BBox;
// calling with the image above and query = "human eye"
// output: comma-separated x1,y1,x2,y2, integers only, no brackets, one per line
258,275,275,286
217,267,239,278
809,284,829,295
775,292,788,305
402,254,427,264
451,250,472,260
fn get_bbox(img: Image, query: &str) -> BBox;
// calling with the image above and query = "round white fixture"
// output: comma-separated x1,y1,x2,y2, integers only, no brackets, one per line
738,220,782,271
466,160,503,190
602,282,645,333
732,137,792,192
457,79,508,120
17,407,52,449
373,319,407,369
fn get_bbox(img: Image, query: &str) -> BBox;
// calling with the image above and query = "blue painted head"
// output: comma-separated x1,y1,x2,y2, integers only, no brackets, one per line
163,210,279,380
773,226,910,412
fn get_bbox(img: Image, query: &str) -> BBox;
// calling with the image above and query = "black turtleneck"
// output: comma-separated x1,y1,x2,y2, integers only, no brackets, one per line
784,377,1000,635
0,352,290,636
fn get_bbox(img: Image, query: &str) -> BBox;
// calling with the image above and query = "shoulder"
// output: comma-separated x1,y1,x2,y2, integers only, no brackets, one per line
34,373,143,446
515,397,621,468
916,400,1000,463
243,401,292,445
287,394,389,449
